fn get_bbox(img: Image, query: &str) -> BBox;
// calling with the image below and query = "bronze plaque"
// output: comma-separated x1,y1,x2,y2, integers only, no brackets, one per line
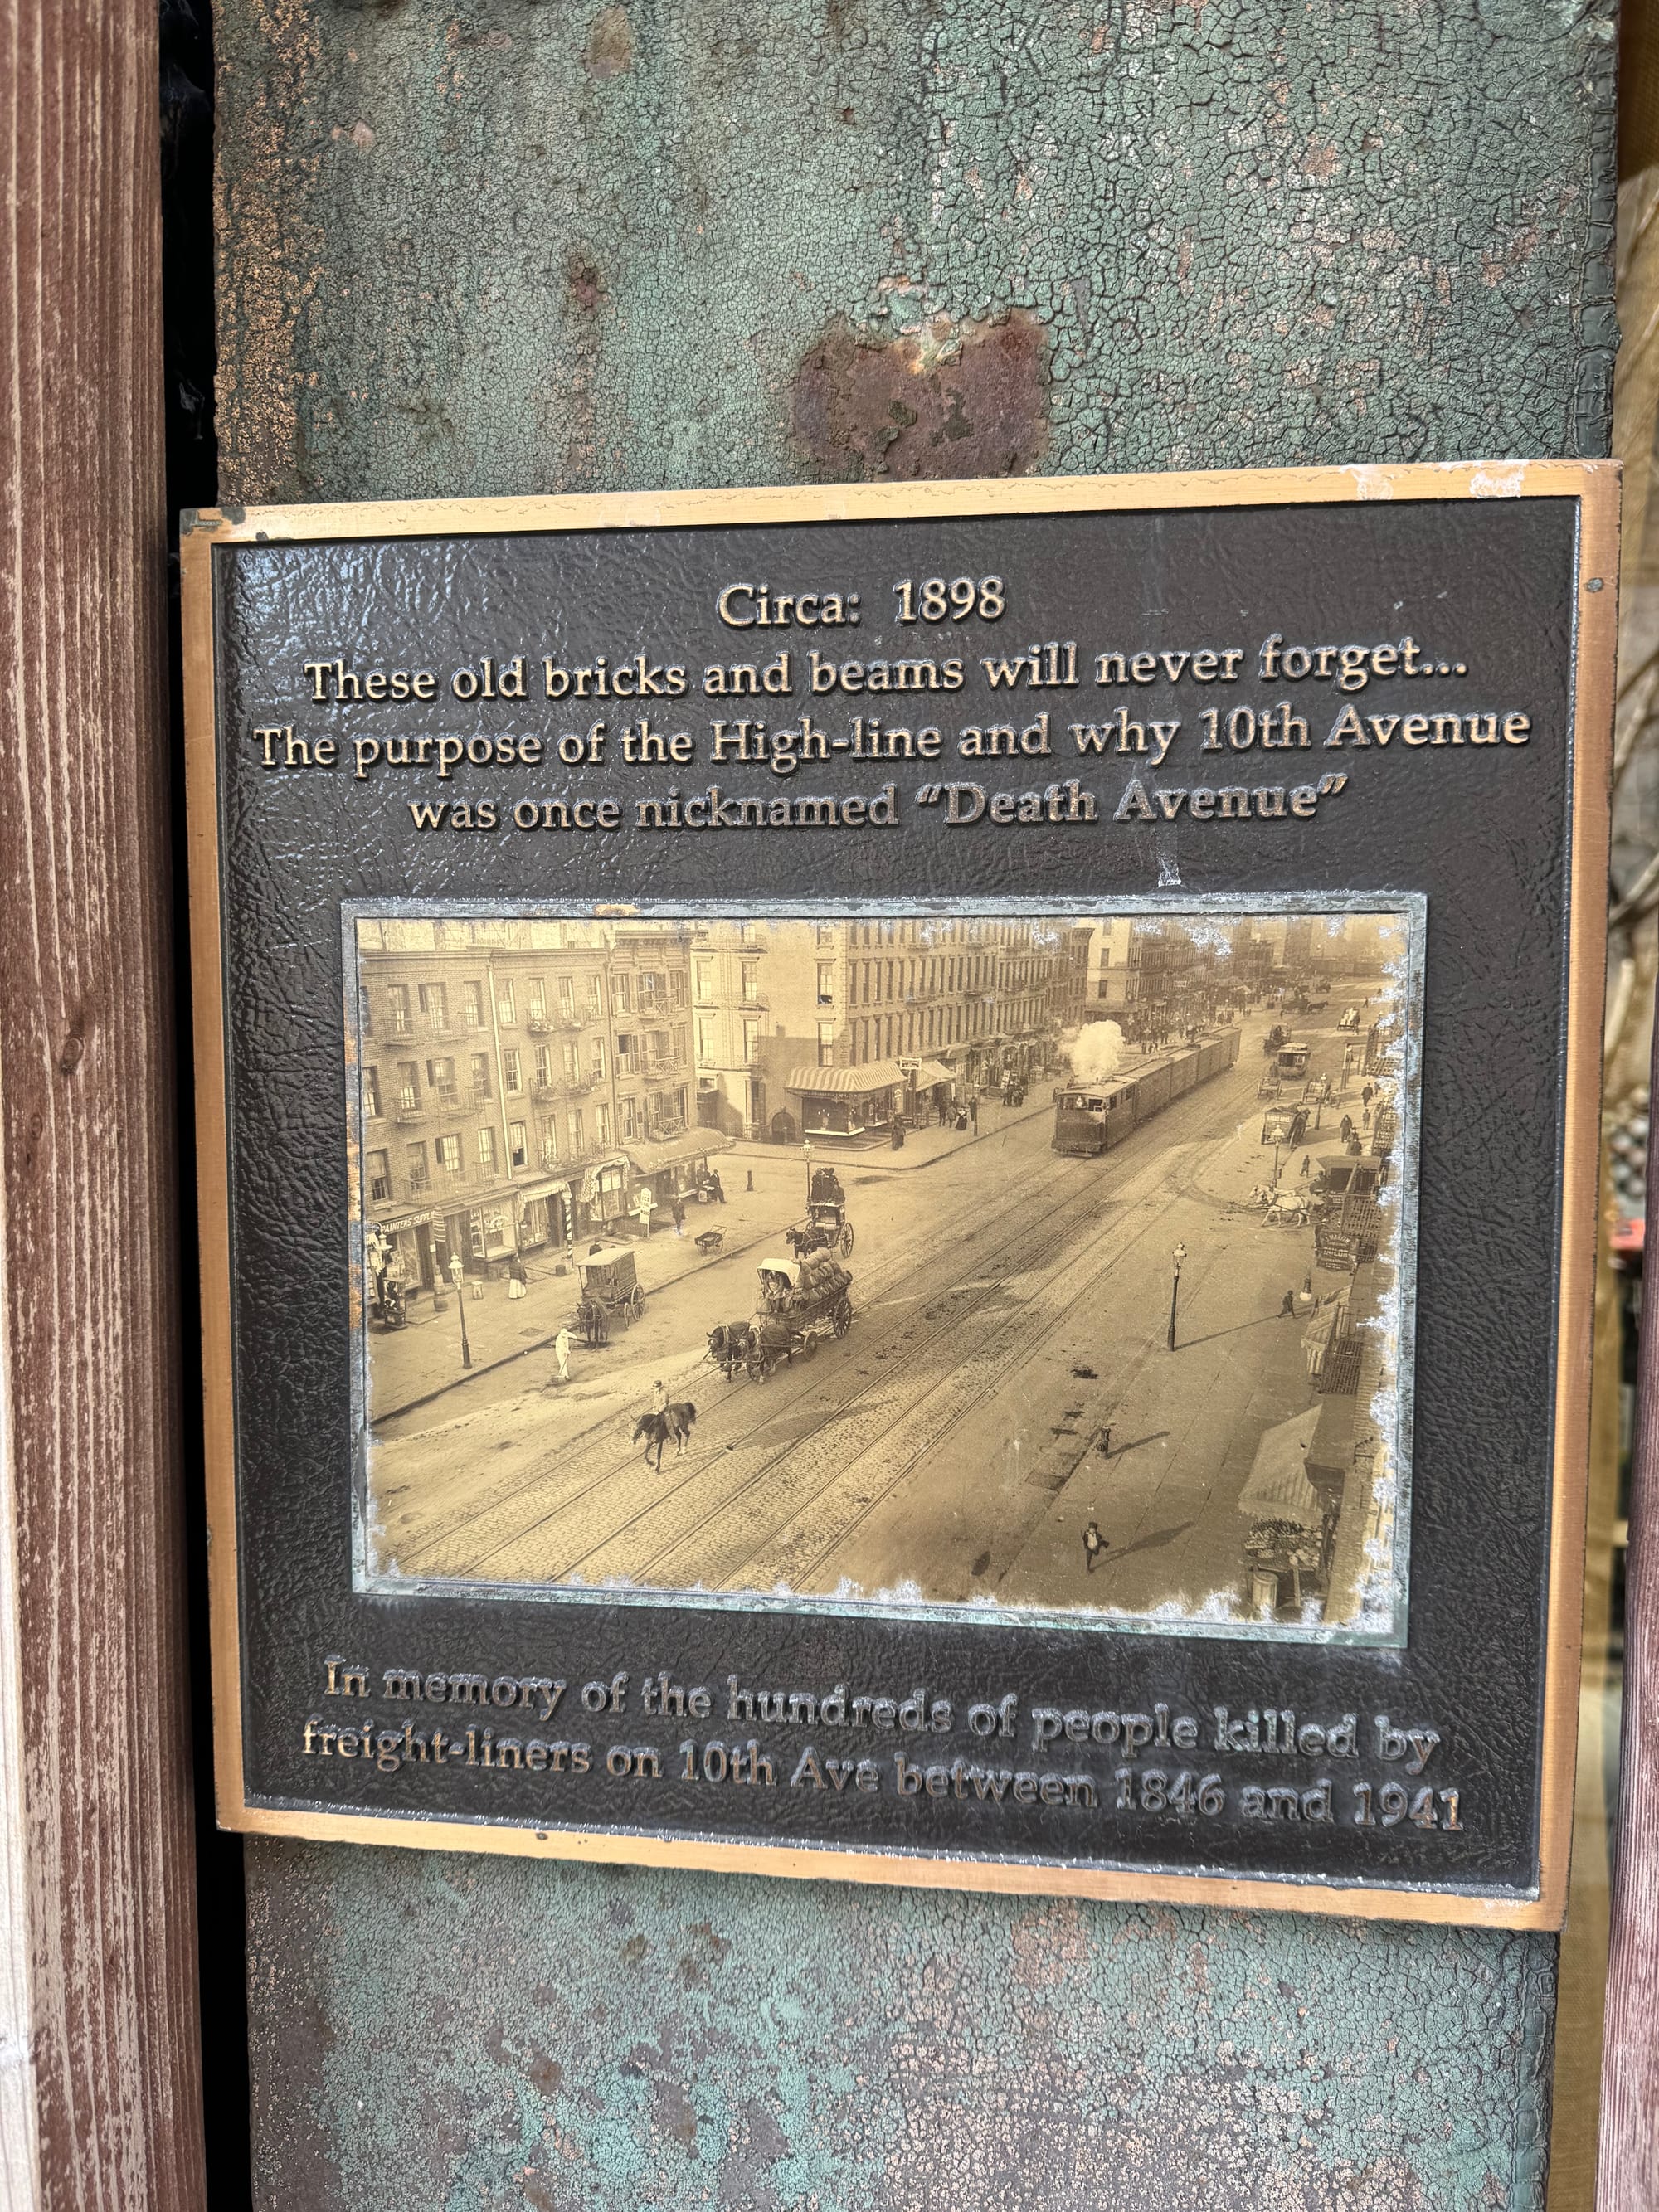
183,463,1612,1923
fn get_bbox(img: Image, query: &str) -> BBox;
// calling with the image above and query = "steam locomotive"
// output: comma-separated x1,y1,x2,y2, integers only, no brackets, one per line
1053,1028,1242,1157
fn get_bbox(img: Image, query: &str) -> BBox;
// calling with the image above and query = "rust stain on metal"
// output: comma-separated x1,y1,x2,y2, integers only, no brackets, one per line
791,311,1050,482
585,6,635,78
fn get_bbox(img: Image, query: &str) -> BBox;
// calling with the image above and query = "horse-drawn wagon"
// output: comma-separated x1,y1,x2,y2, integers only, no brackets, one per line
568,1241,644,1346
708,1251,854,1381
785,1163,855,1258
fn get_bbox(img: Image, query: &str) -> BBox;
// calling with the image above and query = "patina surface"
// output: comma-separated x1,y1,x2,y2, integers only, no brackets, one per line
216,0,1614,2202
214,0,1615,506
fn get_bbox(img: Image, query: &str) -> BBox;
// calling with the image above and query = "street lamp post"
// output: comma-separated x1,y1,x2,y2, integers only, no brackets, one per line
1168,1242,1188,1353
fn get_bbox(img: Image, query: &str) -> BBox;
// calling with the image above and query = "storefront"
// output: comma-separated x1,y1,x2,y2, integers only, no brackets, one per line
786,1060,907,1145
513,1175,572,1260
366,1203,434,1296
902,1057,957,1125
622,1129,736,1227
578,1155,629,1237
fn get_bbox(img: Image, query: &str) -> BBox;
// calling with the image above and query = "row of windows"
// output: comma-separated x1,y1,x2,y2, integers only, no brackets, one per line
849,953,1053,1008
361,967,688,1037
363,1084,694,1203
851,996,1045,1062
363,1028,689,1114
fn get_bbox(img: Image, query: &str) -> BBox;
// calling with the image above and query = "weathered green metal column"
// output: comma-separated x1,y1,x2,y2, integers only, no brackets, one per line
216,3,1614,2201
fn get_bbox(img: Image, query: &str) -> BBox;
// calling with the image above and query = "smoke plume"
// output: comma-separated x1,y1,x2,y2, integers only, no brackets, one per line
1064,1021,1126,1085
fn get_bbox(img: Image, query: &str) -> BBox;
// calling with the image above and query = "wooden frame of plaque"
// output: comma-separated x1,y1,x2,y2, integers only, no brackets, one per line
183,460,1613,1925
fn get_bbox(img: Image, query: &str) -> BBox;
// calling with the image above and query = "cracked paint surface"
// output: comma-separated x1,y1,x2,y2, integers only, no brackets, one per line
216,0,1611,2200
246,1846,1556,2211
215,0,1615,503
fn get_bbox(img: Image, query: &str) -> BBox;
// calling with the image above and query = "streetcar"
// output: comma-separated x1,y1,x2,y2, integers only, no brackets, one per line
1053,1028,1241,1156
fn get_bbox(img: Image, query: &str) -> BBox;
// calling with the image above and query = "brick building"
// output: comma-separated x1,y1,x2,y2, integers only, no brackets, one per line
357,917,722,1288
693,916,1066,1145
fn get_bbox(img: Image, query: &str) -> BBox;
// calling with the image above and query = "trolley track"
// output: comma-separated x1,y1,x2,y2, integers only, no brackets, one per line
403,1057,1264,1587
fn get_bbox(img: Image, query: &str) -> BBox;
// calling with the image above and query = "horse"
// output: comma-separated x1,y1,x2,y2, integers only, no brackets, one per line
707,1321,753,1380
744,1320,796,1381
632,1403,698,1471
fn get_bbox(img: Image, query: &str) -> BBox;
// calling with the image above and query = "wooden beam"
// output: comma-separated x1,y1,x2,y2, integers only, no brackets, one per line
0,3,207,2206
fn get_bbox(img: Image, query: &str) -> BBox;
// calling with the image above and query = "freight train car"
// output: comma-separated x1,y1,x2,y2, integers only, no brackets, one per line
1053,1026,1241,1157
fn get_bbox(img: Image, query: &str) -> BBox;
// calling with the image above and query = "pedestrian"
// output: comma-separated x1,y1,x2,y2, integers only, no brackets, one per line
969,1094,980,1135
1298,1153,1311,1180
671,1194,687,1237
1339,1113,1353,1142
1360,1102,1371,1130
1362,1082,1374,1109
746,1168,754,1194
710,1169,726,1204
554,1325,572,1383
1096,1423,1112,1458
1280,1286,1298,1319
1082,1519,1107,1575
507,1253,528,1300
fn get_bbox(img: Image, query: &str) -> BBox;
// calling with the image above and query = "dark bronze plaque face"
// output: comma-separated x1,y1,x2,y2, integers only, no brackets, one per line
183,464,1613,1923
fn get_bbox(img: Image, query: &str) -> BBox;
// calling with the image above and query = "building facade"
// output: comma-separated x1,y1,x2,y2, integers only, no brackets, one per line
357,917,717,1286
693,916,1067,1145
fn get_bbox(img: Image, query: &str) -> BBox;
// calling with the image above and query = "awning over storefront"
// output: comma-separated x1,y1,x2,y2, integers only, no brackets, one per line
1237,1408,1324,1529
513,1176,570,1206
910,1059,956,1088
580,1156,629,1203
621,1129,735,1174
786,1060,907,1096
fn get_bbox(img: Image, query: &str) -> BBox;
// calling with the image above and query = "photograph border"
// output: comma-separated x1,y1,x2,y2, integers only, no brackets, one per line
344,893,1425,1649
182,459,1614,1926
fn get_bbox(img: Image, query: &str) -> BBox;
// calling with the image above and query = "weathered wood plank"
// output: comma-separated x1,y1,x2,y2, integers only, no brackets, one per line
0,2,207,2205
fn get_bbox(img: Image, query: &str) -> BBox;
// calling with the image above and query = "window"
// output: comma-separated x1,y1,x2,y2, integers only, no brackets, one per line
497,980,517,1026
640,970,665,1011
817,1021,835,1067
587,976,602,1018
595,1102,611,1146
611,974,630,1014
619,1095,638,1140
528,977,547,1023
568,1108,586,1154
537,1115,559,1165
470,1052,491,1101
697,1016,717,1062
741,962,760,1004
503,1048,522,1095
615,1031,638,1074
743,1017,761,1066
557,975,575,1018
816,963,834,1005
387,983,411,1034
427,1056,457,1104
405,1141,429,1192
649,1030,670,1068
476,1125,497,1172
508,1120,528,1169
741,921,760,946
436,1134,463,1179
816,922,836,947
673,1024,688,1064
461,980,484,1030
669,970,688,1007
419,981,449,1030
362,1066,382,1119
397,1060,420,1110
358,985,373,1037
695,960,714,1003
562,1040,581,1083
591,1038,606,1081
367,1149,392,1202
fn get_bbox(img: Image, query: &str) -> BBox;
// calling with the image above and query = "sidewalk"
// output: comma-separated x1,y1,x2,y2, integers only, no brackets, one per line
725,1090,1053,1174
368,1154,805,1422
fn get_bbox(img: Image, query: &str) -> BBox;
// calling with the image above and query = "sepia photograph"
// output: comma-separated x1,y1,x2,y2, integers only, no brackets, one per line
351,901,1417,1641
